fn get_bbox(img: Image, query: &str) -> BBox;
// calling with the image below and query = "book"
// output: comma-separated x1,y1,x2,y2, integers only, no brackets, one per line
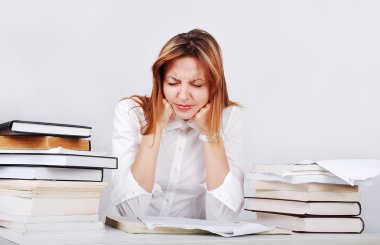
0,151,117,169
105,216,292,237
251,163,326,172
252,190,360,202
0,195,100,216
0,147,106,156
0,120,91,138
244,198,361,216
255,212,364,233
245,179,359,192
0,212,99,223
0,166,103,182
0,136,90,151
0,220,105,233
0,227,105,245
0,179,108,192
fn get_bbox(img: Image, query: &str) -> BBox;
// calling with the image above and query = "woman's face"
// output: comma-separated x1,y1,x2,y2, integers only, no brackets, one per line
163,56,209,120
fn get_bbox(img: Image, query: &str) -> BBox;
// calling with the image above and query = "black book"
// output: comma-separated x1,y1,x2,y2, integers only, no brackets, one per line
0,120,91,138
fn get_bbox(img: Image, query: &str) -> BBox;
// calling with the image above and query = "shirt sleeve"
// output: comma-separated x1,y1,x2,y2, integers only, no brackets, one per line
206,106,245,220
110,99,158,217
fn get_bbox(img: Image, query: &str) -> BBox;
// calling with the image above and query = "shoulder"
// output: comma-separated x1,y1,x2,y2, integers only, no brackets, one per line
114,98,146,125
222,105,244,125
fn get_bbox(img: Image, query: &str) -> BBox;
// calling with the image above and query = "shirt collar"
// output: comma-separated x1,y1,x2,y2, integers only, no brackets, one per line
164,116,199,132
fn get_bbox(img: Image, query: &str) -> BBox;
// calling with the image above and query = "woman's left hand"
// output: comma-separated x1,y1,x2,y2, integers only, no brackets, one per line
192,103,211,134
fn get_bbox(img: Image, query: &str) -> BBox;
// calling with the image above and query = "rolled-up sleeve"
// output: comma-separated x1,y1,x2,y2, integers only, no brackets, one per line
110,100,152,217
206,106,245,220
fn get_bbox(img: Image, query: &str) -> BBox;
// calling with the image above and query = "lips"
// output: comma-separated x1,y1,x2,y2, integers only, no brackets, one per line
175,104,194,111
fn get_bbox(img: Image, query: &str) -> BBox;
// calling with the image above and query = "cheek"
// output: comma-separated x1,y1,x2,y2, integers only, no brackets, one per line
194,89,209,105
163,85,174,100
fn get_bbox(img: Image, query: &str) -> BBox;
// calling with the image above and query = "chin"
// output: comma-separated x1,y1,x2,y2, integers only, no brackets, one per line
174,110,195,120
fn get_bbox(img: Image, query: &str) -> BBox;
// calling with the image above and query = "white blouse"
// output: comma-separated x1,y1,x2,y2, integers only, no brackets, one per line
109,99,245,220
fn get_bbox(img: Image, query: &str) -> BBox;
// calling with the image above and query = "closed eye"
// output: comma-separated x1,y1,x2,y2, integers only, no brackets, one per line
192,84,203,88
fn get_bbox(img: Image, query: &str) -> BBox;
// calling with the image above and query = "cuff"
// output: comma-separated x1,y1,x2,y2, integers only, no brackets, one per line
207,171,243,212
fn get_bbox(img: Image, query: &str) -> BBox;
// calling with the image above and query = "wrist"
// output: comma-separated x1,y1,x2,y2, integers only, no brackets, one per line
199,133,221,143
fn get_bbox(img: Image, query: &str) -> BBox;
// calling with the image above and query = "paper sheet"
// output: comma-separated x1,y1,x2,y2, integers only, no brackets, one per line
138,216,276,237
311,159,380,185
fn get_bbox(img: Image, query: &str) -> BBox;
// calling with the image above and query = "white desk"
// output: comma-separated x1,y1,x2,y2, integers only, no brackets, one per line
1,225,380,245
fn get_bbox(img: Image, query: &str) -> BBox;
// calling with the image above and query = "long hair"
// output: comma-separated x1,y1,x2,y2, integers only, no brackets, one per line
129,29,238,142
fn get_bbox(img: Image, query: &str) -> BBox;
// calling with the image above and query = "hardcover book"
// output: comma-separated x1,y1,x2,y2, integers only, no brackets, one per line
255,212,364,233
0,136,91,151
244,198,361,216
0,120,91,138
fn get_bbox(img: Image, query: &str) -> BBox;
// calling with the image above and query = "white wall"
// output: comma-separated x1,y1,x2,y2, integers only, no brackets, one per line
1,0,379,232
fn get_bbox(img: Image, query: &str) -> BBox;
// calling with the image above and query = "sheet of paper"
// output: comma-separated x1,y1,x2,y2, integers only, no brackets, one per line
138,216,275,237
245,172,350,185
312,159,380,185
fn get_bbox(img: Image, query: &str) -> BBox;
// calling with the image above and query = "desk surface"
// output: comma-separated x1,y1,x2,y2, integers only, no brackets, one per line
1,225,380,245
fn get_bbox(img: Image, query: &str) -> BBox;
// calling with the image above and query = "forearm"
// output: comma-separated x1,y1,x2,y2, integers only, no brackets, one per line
131,129,162,192
203,141,230,190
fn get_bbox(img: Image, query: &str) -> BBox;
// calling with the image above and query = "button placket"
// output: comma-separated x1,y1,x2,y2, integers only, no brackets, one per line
159,127,187,216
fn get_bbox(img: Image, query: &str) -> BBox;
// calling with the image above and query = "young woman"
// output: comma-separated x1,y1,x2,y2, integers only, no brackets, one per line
110,29,244,220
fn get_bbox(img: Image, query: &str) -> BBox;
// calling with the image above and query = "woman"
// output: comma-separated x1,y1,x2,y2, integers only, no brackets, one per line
110,29,244,220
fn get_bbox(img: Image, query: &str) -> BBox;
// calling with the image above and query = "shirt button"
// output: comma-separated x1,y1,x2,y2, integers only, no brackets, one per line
178,146,182,152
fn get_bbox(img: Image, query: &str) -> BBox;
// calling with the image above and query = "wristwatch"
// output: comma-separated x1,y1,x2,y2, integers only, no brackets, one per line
199,133,219,143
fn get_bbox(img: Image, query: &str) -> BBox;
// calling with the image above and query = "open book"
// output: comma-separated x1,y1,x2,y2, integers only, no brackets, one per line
106,215,292,237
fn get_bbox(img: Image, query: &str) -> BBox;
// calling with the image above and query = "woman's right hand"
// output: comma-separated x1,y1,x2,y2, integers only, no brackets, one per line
157,98,173,131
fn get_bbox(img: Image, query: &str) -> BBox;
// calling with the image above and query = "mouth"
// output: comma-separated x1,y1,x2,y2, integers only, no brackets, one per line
175,104,194,111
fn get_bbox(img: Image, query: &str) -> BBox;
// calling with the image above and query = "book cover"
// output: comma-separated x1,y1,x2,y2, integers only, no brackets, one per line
0,120,91,138
250,190,360,202
0,166,103,182
255,212,365,233
244,198,361,216
0,151,117,169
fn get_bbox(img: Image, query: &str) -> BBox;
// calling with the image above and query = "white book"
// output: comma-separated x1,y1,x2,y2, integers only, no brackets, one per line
0,152,117,169
106,215,289,237
256,212,364,233
245,179,359,192
244,198,361,216
0,166,103,182
0,212,98,223
245,172,368,185
0,195,100,216
0,179,108,192
0,220,105,233
0,227,105,245
0,120,91,138
252,190,360,202
0,147,106,156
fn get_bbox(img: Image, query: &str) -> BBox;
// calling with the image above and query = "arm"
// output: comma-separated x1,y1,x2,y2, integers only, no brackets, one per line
110,99,172,217
193,105,245,220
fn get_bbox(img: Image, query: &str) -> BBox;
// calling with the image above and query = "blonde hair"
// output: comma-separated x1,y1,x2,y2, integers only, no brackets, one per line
129,29,238,142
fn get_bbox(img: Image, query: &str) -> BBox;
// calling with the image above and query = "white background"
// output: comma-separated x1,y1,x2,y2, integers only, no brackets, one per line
1,0,379,232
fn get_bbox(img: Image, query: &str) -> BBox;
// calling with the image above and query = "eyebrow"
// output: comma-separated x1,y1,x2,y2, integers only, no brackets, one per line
167,76,205,83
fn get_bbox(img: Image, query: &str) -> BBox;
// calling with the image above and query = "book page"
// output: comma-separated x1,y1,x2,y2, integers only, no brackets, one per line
138,216,276,237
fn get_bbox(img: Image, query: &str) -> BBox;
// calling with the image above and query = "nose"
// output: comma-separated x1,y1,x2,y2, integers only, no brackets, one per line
178,83,190,101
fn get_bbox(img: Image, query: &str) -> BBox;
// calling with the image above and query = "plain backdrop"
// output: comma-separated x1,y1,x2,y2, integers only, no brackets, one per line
1,0,379,232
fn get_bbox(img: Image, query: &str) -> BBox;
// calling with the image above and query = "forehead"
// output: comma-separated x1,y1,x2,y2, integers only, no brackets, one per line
165,56,205,79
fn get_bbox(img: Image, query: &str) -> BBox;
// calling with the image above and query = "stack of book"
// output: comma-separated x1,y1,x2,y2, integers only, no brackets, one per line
0,120,117,244
244,162,365,233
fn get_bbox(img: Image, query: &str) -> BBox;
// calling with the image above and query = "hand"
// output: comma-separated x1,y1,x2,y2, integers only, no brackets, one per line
157,98,173,130
192,103,211,134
